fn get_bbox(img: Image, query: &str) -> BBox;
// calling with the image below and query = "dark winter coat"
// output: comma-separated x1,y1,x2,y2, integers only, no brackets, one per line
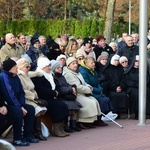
93,44,114,60
0,70,25,107
31,75,69,122
118,45,139,63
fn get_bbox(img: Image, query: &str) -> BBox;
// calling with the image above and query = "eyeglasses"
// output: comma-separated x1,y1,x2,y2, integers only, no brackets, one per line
25,66,31,69
78,57,84,61
121,61,128,64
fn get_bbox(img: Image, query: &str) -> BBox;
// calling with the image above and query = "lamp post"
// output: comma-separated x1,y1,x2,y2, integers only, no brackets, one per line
129,0,131,35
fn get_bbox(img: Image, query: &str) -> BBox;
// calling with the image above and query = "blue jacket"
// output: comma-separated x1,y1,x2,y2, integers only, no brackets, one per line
0,70,25,107
78,65,103,99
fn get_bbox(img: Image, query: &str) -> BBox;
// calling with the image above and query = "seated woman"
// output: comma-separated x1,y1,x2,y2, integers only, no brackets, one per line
76,37,96,60
124,55,148,118
0,58,38,146
16,58,47,140
26,37,43,71
103,54,128,118
63,57,107,128
119,56,129,72
51,60,82,132
96,53,108,87
78,56,113,116
31,57,70,137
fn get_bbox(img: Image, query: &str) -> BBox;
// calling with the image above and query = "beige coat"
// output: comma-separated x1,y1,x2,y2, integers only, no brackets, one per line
18,70,39,108
63,67,101,123
0,43,25,62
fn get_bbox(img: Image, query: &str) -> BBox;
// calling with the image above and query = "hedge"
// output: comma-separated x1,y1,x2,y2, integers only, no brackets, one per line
0,19,138,38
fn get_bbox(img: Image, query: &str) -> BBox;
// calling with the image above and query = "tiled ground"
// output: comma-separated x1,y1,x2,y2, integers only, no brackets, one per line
1,118,150,150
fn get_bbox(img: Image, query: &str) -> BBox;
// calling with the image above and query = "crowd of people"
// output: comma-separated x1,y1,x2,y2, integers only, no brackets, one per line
0,31,150,147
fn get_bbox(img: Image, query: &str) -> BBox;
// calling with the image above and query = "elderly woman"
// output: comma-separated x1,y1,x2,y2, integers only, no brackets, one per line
31,57,70,137
16,58,47,141
56,54,67,68
78,56,113,116
51,60,82,132
63,57,106,129
103,54,127,118
119,56,129,72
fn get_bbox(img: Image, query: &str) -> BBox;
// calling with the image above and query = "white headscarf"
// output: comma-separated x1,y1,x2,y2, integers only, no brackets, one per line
37,57,56,90
110,54,120,65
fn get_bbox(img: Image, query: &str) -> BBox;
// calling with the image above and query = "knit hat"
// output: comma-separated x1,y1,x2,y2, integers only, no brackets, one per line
101,51,109,56
37,57,51,70
76,53,84,59
83,37,92,46
16,58,30,70
56,54,66,61
119,56,128,64
110,54,120,65
66,57,77,67
96,35,106,42
31,37,39,45
3,58,17,71
51,60,60,72
97,55,108,61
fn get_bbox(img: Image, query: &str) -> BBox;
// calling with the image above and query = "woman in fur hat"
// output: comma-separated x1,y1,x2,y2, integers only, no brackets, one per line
31,56,70,137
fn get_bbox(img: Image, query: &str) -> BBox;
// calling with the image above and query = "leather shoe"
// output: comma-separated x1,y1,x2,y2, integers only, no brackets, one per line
12,139,30,146
25,137,39,143
77,123,90,129
94,120,108,126
35,134,47,141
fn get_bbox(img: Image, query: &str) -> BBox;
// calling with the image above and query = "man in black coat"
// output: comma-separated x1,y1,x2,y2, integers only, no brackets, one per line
93,35,115,60
118,35,139,63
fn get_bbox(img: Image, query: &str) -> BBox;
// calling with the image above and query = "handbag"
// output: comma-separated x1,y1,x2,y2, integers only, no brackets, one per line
65,94,76,101
41,122,50,138
35,99,48,107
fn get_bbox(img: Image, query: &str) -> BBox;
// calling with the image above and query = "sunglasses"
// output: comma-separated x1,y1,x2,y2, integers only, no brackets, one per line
135,60,139,62
121,61,128,64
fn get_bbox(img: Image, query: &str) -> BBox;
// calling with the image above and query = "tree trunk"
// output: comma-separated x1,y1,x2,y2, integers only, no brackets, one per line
103,0,116,44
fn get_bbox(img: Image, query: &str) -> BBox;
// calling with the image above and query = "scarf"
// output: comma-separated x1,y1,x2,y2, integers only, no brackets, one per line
36,67,56,90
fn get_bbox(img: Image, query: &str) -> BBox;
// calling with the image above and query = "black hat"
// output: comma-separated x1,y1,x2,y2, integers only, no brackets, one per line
51,42,60,50
3,58,17,71
30,37,39,45
83,37,92,46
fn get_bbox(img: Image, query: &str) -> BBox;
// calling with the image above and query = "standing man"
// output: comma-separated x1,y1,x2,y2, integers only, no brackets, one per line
118,35,139,63
17,33,27,51
117,32,128,52
38,35,48,56
0,33,25,62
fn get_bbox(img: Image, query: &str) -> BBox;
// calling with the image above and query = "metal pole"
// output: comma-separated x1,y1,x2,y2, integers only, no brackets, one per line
138,0,148,125
129,0,131,35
